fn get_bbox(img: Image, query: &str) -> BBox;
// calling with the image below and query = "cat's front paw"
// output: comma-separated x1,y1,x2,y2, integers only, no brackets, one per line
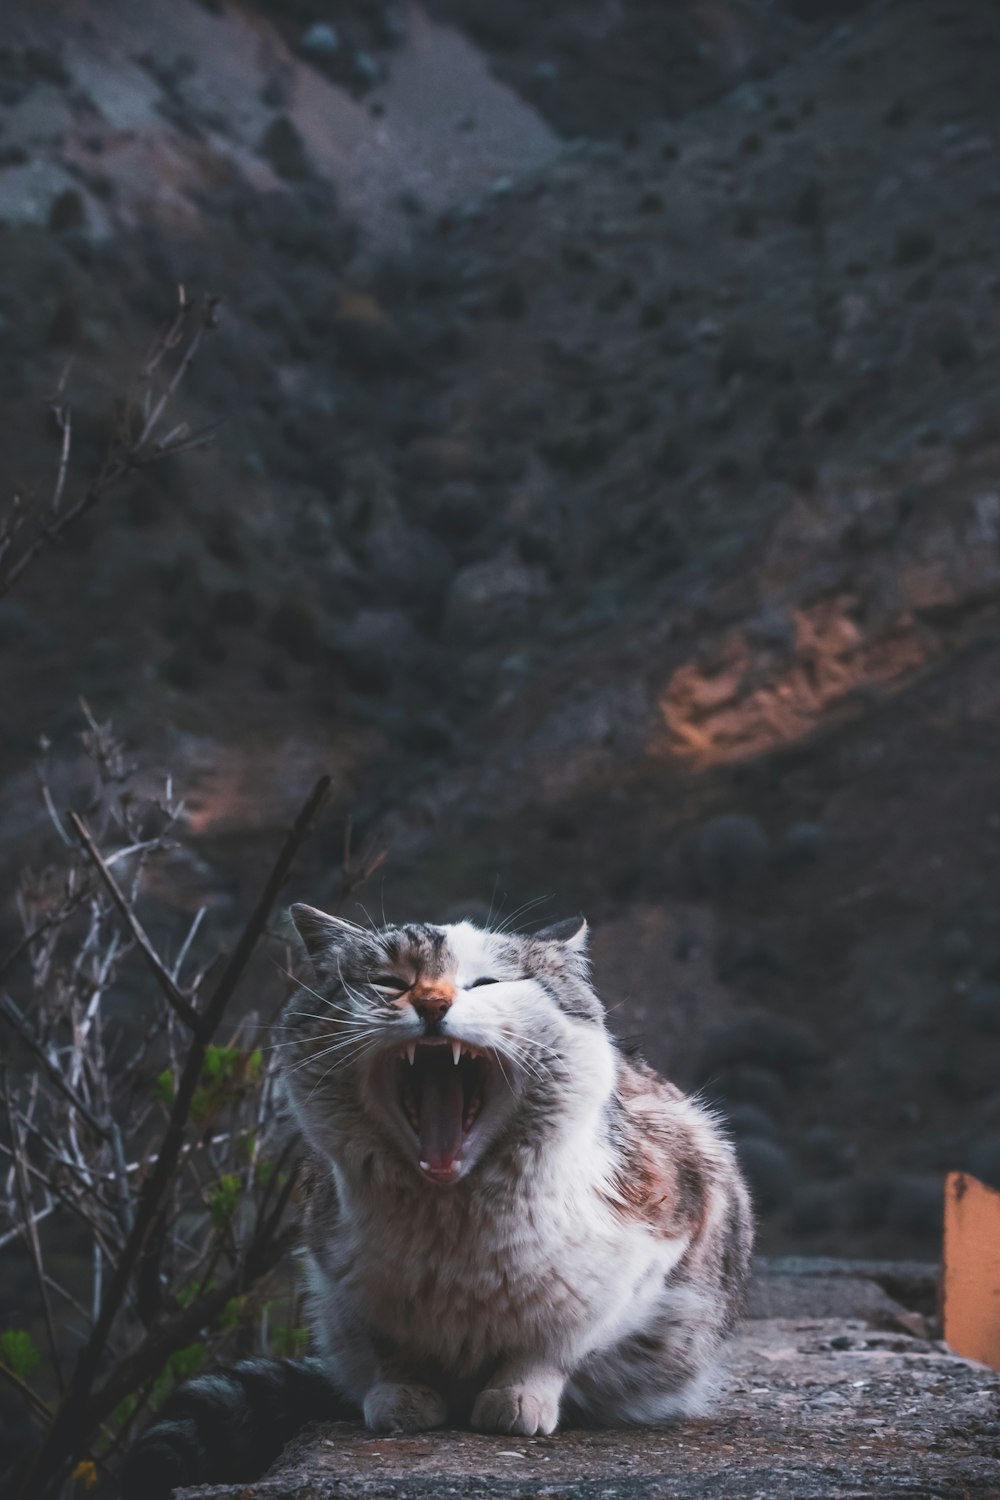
471,1382,560,1437
364,1381,448,1434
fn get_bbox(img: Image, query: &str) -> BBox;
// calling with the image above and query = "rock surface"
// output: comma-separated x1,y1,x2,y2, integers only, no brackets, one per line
179,1261,1000,1500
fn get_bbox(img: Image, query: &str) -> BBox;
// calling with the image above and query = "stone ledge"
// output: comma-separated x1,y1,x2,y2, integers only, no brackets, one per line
180,1263,1000,1500
747,1256,939,1330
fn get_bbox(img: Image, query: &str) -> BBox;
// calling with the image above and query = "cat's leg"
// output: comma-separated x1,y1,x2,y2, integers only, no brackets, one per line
363,1378,448,1434
313,1308,447,1432
471,1358,565,1436
361,1350,448,1433
310,1267,448,1434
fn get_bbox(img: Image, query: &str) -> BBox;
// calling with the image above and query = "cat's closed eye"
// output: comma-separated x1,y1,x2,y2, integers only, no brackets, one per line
470,977,500,988
370,974,410,992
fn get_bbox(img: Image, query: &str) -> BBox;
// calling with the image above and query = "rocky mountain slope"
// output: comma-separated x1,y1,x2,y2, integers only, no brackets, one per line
1,0,1000,1255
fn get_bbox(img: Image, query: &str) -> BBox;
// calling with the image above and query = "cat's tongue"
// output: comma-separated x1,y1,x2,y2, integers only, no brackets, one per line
418,1056,465,1179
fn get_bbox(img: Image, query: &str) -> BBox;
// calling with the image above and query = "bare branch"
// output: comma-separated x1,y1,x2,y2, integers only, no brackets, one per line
0,1199,57,1252
0,293,220,600
2,1069,65,1395
0,1358,53,1424
0,993,110,1143
68,813,201,1032
18,776,331,1498
338,816,389,903
0,890,90,985
171,906,206,984
87,1221,297,1433
47,386,72,518
0,1139,121,1269
135,289,219,449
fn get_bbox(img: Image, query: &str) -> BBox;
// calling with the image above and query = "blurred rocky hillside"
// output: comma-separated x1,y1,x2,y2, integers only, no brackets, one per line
2,0,1000,1255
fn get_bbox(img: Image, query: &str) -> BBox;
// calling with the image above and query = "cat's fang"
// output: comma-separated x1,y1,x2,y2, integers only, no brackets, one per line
451,1041,462,1065
406,1043,417,1066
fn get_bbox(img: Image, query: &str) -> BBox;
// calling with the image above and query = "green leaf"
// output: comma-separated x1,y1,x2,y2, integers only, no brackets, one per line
271,1324,309,1358
169,1342,206,1381
154,1069,175,1107
202,1045,238,1083
190,1084,212,1122
149,1368,173,1411
174,1280,215,1312
218,1296,245,1331
247,1048,263,1079
208,1172,241,1227
150,1341,208,1409
0,1329,40,1380
190,1046,252,1122
111,1395,137,1428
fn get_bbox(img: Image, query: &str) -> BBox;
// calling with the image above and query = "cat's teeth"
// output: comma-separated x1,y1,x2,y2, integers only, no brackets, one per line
451,1041,462,1066
406,1043,417,1066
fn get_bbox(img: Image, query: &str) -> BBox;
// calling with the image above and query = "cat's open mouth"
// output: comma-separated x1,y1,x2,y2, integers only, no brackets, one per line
385,1038,497,1184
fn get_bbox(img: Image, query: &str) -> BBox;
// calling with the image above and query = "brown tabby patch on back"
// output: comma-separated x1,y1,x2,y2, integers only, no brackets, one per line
605,1057,711,1242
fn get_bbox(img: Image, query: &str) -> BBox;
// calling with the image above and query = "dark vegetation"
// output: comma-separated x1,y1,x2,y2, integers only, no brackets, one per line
0,723,326,1497
0,309,382,1494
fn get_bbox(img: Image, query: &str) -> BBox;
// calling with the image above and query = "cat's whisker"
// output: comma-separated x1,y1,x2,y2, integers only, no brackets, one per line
508,1032,561,1060
341,976,395,1020
316,1037,383,1078
494,1045,551,1096
492,1048,515,1097
275,1011,378,1033
277,967,365,1020
306,1034,384,1101
492,894,553,936
498,1040,552,1089
336,959,396,1019
261,1018,386,1051
503,1038,551,1073
499,1030,560,1068
284,1028,384,1076
490,899,532,935
485,874,501,933
258,1032,340,1052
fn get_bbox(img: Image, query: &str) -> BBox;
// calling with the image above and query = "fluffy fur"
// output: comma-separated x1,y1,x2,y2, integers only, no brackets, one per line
124,910,752,1495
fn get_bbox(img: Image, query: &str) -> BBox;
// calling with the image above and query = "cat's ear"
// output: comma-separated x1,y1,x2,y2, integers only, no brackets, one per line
288,904,363,966
535,915,589,954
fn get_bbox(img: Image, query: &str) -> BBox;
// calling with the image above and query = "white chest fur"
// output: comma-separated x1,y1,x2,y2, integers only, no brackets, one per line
311,1129,689,1378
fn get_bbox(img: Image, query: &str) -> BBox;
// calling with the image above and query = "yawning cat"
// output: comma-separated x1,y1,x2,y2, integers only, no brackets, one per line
123,910,752,1496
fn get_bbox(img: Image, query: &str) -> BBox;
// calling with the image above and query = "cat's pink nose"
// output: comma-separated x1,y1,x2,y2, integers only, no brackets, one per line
410,983,455,1025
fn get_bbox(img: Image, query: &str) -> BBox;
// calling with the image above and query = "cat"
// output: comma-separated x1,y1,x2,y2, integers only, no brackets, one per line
123,908,753,1497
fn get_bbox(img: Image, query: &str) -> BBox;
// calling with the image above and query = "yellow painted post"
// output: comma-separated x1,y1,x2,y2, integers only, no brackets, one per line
942,1171,1000,1370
